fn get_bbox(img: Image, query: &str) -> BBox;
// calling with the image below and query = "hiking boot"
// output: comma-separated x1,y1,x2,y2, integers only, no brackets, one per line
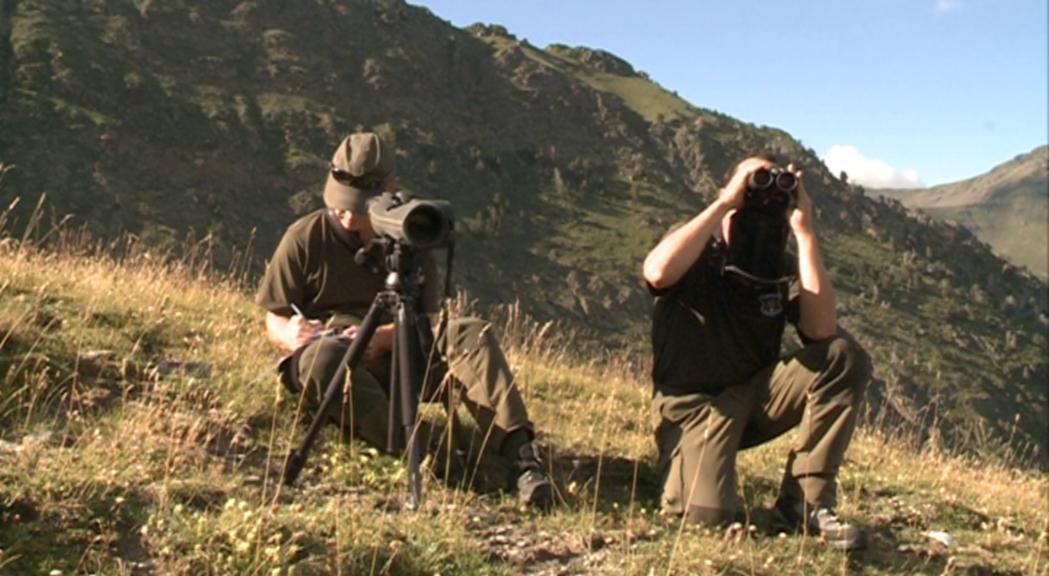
772,498,866,551
432,447,468,487
513,444,554,509
516,469,554,508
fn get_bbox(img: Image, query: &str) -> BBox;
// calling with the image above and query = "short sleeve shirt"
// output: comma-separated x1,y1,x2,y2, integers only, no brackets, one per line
650,238,800,396
256,209,440,328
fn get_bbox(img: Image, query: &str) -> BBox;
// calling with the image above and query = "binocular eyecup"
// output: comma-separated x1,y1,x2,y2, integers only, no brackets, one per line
747,167,797,193
745,167,797,212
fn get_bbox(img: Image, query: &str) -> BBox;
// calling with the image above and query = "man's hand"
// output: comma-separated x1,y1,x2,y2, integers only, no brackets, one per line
718,157,775,210
341,323,395,373
786,163,816,240
368,324,395,363
265,312,322,354
284,315,322,351
643,156,775,290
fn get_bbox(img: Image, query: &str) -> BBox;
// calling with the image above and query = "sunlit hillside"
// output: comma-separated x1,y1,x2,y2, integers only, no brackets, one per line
0,220,1045,575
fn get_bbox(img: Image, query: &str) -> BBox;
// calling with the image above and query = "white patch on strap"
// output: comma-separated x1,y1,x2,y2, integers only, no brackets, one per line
758,293,783,317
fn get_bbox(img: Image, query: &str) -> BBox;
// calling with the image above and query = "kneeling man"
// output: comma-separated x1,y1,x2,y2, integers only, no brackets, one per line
643,156,872,550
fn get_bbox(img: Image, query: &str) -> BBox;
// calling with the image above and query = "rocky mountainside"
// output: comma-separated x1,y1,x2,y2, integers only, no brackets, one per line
874,146,1048,278
1,0,1046,463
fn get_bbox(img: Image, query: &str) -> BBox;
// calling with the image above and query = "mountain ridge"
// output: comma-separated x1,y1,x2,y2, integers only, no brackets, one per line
883,146,1047,207
873,145,1048,278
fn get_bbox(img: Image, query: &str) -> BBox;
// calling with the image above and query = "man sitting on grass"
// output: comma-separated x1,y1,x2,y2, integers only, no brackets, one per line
257,132,554,508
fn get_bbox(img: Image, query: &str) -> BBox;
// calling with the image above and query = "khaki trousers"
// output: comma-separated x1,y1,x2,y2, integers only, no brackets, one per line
653,336,872,525
290,317,532,454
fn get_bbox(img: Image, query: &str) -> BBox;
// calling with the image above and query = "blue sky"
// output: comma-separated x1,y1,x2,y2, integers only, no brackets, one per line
411,0,1048,188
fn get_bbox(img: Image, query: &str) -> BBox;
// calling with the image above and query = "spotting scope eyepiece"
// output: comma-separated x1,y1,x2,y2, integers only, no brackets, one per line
368,191,454,250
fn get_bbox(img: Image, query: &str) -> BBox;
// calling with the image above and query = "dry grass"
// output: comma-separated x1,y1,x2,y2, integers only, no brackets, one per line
0,216,1046,575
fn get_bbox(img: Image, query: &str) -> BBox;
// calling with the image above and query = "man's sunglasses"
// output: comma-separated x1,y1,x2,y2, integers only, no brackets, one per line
330,162,387,190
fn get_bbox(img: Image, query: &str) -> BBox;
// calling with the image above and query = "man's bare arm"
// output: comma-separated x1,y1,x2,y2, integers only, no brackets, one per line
643,158,772,289
643,199,732,289
787,165,837,340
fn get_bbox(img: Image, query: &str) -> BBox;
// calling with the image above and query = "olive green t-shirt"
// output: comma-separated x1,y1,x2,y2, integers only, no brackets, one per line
649,238,801,396
256,209,440,328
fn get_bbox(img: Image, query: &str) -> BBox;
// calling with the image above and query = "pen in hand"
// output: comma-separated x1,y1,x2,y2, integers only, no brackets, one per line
290,304,351,342
287,303,322,349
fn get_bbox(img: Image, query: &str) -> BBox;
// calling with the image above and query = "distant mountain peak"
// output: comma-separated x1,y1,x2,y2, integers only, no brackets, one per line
465,23,518,41
545,44,636,76
872,144,1048,278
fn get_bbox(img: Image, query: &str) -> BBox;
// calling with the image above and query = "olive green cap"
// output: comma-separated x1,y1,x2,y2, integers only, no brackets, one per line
323,132,395,212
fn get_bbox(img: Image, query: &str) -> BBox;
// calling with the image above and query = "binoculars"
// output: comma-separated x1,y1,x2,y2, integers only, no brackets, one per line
745,167,797,212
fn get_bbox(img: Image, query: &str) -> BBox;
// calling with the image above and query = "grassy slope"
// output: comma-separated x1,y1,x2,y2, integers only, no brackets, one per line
0,236,1046,575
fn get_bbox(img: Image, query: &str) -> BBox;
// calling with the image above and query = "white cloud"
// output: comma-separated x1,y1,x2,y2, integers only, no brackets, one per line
936,0,962,14
822,145,924,189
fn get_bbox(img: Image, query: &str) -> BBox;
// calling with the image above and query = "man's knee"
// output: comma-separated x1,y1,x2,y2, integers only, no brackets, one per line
297,337,384,401
297,337,349,387
823,336,872,396
446,317,497,356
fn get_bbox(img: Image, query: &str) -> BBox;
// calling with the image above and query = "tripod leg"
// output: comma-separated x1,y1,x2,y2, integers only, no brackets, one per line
282,295,389,486
396,304,424,510
388,326,400,453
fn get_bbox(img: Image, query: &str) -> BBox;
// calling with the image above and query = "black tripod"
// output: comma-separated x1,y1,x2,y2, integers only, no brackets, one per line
280,239,444,510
